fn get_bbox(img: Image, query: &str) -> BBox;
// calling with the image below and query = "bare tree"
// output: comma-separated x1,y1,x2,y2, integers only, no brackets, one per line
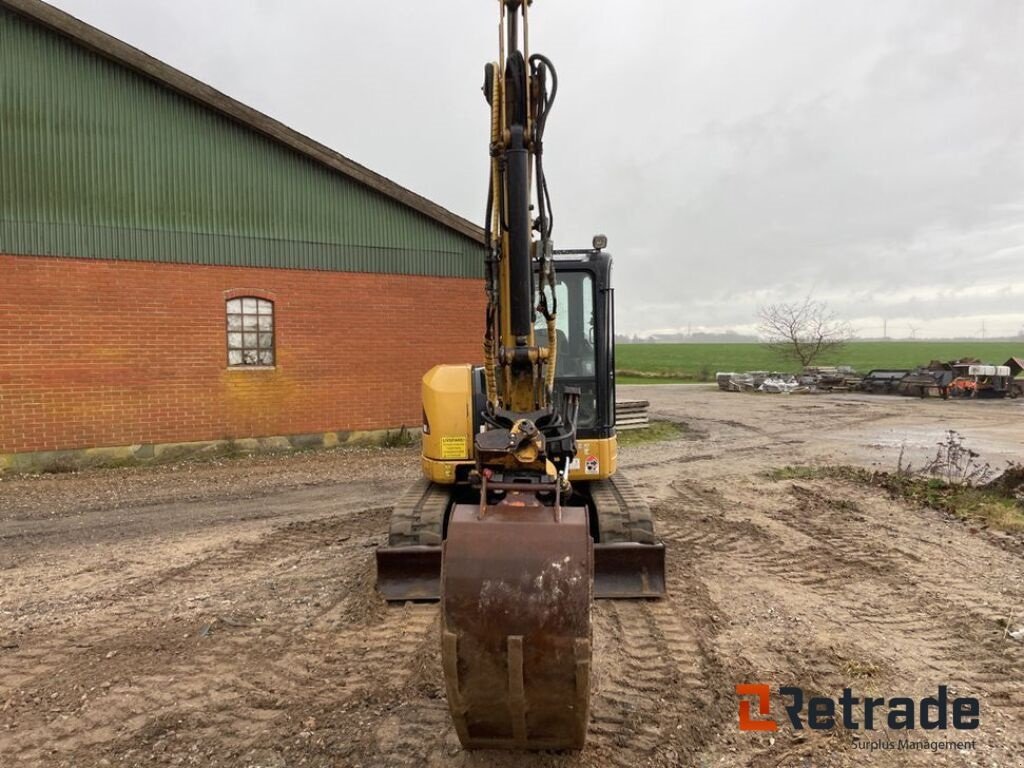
757,298,853,368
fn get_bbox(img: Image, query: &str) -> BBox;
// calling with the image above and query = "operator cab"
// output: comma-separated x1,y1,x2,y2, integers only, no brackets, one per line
536,241,616,441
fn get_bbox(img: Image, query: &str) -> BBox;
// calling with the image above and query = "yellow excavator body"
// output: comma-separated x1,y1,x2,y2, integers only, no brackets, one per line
421,364,616,485
375,0,666,751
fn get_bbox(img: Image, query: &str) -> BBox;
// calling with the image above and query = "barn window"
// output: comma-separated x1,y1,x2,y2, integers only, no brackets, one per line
226,297,274,366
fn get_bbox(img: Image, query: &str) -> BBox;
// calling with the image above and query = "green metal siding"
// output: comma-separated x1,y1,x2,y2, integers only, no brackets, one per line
0,7,484,277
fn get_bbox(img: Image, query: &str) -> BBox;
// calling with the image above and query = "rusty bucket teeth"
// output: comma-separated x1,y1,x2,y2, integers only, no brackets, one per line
441,496,593,750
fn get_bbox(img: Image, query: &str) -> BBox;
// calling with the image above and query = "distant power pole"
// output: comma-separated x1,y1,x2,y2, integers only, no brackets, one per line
980,320,987,340
883,318,888,340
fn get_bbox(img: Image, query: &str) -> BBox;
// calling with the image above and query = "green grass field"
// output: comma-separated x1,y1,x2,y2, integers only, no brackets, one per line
616,341,1022,384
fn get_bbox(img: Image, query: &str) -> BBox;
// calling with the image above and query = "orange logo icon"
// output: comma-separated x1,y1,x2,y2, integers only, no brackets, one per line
737,683,777,731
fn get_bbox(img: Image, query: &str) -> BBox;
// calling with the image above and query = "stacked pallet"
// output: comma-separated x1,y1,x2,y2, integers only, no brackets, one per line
615,400,650,431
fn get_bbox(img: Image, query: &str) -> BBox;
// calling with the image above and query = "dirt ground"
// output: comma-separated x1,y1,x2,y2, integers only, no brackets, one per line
1,387,1022,767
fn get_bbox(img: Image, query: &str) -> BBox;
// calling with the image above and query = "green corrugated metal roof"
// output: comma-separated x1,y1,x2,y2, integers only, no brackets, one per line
0,1,485,277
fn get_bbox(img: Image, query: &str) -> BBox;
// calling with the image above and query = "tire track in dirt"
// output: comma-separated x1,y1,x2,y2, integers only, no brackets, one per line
655,482,884,602
2,511,387,693
589,602,671,758
346,582,730,767
3,507,389,625
660,477,1021,634
241,601,446,767
69,567,442,768
665,511,957,762
785,483,1023,615
339,603,438,696
587,508,733,768
656,474,1024,760
766,483,1024,713
1,510,401,764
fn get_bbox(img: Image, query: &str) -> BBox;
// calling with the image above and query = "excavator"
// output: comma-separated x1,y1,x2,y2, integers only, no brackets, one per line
375,0,666,750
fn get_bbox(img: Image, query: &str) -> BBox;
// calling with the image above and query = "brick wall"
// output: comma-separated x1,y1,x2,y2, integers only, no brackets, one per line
0,254,485,454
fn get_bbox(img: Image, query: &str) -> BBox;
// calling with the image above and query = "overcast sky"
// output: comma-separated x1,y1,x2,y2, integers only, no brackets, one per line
49,0,1024,339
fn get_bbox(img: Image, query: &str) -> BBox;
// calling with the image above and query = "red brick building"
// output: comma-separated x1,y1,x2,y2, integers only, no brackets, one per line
0,0,485,465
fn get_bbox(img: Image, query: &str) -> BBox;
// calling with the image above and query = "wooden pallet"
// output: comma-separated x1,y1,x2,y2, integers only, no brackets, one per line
615,399,650,431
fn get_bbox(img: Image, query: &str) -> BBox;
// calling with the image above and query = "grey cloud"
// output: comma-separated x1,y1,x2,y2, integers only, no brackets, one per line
49,0,1024,337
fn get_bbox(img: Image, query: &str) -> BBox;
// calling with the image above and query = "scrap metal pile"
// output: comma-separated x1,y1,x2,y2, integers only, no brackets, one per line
717,366,860,394
718,357,1023,399
881,359,1020,399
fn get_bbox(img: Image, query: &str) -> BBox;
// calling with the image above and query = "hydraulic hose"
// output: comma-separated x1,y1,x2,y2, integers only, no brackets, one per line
483,62,503,407
545,314,558,395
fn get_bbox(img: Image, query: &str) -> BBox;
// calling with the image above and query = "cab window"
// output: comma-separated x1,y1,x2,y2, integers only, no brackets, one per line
535,272,595,378
535,272,598,427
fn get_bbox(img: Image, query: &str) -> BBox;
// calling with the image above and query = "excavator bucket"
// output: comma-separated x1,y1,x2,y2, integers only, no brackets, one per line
441,495,592,750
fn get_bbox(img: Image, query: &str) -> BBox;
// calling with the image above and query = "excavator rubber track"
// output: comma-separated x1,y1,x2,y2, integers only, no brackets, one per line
385,477,447,547
590,472,657,544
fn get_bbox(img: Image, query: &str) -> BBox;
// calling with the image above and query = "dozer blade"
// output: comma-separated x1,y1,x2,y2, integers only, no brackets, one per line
375,479,449,601
441,495,592,750
377,542,666,602
594,542,666,598
375,545,441,601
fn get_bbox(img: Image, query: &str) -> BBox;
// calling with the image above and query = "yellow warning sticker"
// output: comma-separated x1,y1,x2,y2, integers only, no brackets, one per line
441,436,468,459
